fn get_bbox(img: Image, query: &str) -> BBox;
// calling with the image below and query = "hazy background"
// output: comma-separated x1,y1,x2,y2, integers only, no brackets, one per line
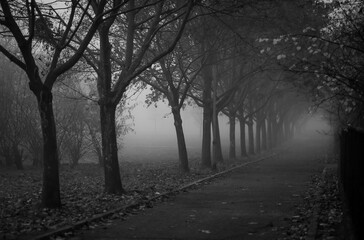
119,89,331,163
121,89,231,163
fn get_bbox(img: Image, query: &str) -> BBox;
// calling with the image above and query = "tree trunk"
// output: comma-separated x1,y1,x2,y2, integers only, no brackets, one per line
97,23,124,194
201,66,212,169
100,103,124,195
87,123,103,166
4,146,13,167
32,150,43,167
248,120,255,155
267,114,273,149
211,65,220,170
201,103,212,168
12,143,23,170
239,117,247,157
261,117,267,150
255,118,261,154
214,113,224,163
34,86,61,208
172,108,189,173
277,119,284,144
248,99,255,155
212,112,218,171
271,116,278,147
229,114,236,159
70,149,80,168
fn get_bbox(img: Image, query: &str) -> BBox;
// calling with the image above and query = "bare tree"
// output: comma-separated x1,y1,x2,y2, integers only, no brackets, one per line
0,0,111,208
79,0,194,194
140,35,205,172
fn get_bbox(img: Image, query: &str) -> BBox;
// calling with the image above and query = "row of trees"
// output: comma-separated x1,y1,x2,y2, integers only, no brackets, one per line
0,54,130,169
0,0,314,208
261,0,364,130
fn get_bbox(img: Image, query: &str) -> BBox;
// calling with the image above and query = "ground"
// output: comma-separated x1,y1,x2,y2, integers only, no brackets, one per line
72,136,333,240
0,135,344,239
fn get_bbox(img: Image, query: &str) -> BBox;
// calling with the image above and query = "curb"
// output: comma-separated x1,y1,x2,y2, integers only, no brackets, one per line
30,152,278,240
305,166,330,240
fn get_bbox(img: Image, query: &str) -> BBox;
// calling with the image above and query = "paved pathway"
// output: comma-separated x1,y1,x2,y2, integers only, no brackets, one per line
74,136,328,240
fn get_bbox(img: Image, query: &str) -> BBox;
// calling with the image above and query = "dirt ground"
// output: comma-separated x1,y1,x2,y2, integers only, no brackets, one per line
70,135,329,240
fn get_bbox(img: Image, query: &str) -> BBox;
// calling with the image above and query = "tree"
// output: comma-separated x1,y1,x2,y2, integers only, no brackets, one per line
80,0,194,193
188,10,239,168
140,36,204,172
53,80,89,167
0,0,110,208
260,0,364,128
0,53,31,169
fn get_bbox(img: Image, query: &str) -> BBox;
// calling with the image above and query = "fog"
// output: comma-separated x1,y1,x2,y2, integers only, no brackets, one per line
121,90,231,162
296,114,331,139
120,90,333,163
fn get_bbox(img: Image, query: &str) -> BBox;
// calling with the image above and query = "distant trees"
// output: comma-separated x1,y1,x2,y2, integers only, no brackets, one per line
0,54,33,169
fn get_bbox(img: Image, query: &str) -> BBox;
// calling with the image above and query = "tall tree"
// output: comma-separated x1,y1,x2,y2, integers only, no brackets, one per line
140,36,204,172
0,0,110,208
83,0,194,193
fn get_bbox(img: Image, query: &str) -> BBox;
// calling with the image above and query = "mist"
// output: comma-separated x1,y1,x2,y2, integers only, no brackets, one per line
121,90,231,162
120,91,333,164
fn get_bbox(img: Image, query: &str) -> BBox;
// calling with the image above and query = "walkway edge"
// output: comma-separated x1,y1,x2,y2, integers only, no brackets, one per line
30,152,278,240
305,166,329,240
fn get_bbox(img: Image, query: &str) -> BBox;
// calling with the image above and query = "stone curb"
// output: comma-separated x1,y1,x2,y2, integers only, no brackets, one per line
30,152,278,240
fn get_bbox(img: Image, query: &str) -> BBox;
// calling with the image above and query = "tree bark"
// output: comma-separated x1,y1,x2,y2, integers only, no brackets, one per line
271,116,278,147
97,23,124,194
201,102,212,168
213,113,224,163
267,114,273,149
239,117,247,157
248,120,255,155
172,108,189,173
87,123,103,166
255,117,261,154
229,114,236,159
201,66,212,168
100,103,124,194
261,117,267,150
211,65,219,170
33,85,61,208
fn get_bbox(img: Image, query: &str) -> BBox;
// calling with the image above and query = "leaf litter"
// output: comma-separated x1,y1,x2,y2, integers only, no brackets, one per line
278,166,344,240
0,158,236,239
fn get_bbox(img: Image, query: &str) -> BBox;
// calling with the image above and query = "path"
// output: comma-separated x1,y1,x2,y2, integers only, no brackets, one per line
73,136,328,240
